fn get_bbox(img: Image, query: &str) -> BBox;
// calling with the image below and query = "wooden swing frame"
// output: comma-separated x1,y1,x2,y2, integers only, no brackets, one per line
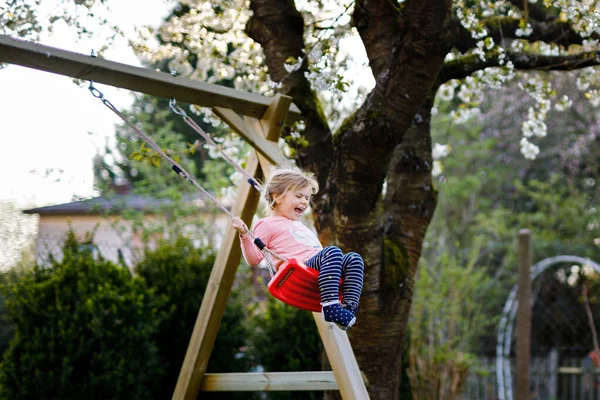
0,35,369,399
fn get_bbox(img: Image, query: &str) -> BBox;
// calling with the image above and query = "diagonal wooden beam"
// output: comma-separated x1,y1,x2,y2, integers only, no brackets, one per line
172,152,262,400
0,35,301,122
172,93,291,400
245,116,279,177
212,106,290,167
313,313,371,399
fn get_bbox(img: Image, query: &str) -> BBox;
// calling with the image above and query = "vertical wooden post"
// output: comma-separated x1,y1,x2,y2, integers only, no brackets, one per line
548,349,558,400
516,229,532,400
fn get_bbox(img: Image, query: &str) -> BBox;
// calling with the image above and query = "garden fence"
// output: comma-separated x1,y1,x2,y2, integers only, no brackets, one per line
461,351,600,400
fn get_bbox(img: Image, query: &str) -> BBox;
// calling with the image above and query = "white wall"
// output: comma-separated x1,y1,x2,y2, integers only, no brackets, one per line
34,213,230,269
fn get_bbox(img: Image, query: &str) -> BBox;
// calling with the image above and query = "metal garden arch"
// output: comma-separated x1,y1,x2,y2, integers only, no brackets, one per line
496,255,600,400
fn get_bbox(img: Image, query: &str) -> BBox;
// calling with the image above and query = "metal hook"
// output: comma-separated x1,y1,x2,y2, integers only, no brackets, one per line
169,98,187,117
88,81,103,99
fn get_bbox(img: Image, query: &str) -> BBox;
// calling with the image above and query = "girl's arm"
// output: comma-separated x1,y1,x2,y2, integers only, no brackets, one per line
232,217,266,267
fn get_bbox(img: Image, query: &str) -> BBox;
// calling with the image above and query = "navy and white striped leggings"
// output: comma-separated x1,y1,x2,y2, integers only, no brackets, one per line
305,246,364,311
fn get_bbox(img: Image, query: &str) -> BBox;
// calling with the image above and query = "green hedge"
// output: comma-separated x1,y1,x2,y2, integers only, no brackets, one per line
0,232,165,400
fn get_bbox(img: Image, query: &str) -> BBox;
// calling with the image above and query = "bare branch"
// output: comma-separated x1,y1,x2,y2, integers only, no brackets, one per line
352,0,401,78
245,0,305,86
487,17,593,47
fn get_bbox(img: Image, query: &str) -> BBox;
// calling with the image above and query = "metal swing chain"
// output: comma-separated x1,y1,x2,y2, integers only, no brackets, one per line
169,99,264,192
169,99,281,277
88,83,284,275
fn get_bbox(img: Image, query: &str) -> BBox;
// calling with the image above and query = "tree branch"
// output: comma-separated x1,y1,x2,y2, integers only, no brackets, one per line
449,16,591,53
245,0,305,86
246,0,335,237
506,0,559,22
439,50,600,83
331,0,452,219
352,0,402,79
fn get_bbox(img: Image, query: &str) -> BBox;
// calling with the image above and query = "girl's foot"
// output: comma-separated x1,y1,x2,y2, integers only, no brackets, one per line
322,301,356,330
342,301,359,315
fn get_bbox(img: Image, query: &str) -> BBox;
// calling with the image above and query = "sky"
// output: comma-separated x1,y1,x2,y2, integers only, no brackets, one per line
0,0,173,207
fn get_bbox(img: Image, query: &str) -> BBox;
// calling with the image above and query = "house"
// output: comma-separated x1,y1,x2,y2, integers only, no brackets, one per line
22,185,230,269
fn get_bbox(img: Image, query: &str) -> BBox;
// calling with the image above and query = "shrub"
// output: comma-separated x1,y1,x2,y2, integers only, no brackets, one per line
407,249,493,400
0,231,166,400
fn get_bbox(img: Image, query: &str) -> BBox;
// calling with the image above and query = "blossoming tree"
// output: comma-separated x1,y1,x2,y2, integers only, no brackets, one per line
138,2,600,396
6,0,600,397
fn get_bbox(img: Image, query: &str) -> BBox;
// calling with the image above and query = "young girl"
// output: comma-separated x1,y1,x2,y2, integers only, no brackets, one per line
231,168,364,330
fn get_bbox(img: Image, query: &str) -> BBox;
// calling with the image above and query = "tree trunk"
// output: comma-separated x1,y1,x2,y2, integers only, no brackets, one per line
329,96,438,399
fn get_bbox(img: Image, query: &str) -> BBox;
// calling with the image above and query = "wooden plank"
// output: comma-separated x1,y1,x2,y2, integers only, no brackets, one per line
256,93,294,171
212,106,289,166
201,372,339,391
572,359,578,400
313,312,371,399
0,35,301,121
560,367,600,374
172,153,262,400
549,349,559,399
516,229,532,400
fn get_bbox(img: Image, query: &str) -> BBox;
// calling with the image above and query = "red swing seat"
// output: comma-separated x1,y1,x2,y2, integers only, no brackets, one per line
267,258,342,313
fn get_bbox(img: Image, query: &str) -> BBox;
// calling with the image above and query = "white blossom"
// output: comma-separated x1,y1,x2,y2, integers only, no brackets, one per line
450,107,480,124
432,143,452,160
438,82,457,102
520,138,540,160
511,40,524,52
587,89,600,107
284,57,303,73
432,160,443,177
554,95,573,111
521,118,547,138
516,23,533,37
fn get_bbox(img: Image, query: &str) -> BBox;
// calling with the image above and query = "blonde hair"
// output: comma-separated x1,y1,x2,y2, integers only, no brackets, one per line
264,167,319,210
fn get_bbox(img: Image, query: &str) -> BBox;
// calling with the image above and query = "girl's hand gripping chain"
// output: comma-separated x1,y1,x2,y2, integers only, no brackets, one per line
231,217,249,237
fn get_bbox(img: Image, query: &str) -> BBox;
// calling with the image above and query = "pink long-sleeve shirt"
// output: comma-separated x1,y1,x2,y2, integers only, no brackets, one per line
240,215,323,270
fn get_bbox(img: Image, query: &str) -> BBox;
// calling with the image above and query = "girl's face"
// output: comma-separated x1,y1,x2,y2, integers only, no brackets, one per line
272,185,312,220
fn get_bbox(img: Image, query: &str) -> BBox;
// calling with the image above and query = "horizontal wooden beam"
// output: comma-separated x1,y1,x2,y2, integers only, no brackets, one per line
201,372,339,391
0,35,302,122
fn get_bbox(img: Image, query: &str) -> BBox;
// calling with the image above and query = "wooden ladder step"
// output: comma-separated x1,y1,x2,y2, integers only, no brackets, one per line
201,371,339,391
